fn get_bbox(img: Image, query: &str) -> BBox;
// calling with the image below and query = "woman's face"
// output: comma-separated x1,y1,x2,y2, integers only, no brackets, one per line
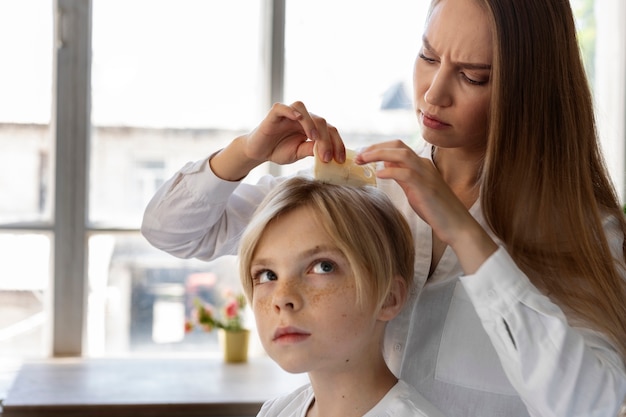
414,0,493,152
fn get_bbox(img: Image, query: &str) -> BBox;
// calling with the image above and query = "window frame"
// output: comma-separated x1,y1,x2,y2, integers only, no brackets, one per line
50,0,91,356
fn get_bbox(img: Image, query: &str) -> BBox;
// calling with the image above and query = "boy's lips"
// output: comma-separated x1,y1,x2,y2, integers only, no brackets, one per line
272,326,311,343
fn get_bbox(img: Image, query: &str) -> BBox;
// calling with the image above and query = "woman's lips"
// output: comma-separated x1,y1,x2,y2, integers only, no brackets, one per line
273,326,311,343
420,111,450,130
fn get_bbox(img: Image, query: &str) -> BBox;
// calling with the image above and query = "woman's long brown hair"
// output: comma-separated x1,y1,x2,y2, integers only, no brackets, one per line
478,0,626,356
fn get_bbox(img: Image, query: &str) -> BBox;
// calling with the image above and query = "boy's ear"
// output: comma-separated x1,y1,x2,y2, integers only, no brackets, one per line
377,276,408,322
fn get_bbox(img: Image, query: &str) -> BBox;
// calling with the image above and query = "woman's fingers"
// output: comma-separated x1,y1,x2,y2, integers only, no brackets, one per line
355,141,456,231
287,101,315,134
325,123,346,163
356,141,423,174
289,101,345,163
249,101,346,165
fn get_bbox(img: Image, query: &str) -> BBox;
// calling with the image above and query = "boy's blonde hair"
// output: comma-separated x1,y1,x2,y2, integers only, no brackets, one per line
238,176,415,314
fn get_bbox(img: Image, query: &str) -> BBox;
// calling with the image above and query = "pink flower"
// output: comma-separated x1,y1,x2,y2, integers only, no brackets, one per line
224,299,239,319
184,320,194,333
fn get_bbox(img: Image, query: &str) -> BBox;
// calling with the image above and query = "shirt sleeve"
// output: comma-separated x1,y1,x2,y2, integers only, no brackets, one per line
140,156,282,260
460,247,626,417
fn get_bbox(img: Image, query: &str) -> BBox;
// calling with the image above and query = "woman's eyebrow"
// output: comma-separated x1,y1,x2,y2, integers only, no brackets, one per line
422,36,492,71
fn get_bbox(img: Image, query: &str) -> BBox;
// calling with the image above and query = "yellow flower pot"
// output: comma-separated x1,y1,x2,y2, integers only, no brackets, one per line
218,328,250,363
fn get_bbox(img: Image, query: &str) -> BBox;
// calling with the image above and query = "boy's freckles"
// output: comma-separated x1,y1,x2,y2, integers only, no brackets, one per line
307,286,332,305
252,296,272,313
303,281,355,306
253,281,357,315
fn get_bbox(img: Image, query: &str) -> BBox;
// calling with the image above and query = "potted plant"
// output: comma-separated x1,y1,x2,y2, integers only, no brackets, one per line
186,290,249,363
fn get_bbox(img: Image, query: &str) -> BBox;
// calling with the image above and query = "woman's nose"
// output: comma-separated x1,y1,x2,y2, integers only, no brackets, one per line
424,71,452,107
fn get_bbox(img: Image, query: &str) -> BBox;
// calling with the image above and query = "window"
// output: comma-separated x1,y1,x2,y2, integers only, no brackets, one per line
0,0,623,369
86,0,265,356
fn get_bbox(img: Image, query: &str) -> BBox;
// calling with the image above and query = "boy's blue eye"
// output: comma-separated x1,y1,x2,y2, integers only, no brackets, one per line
256,269,277,283
312,260,335,274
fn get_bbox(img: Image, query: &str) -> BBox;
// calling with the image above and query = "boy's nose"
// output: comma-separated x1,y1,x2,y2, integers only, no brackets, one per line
272,280,302,313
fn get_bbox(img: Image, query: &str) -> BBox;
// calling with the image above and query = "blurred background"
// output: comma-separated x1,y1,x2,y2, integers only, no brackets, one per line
0,0,623,398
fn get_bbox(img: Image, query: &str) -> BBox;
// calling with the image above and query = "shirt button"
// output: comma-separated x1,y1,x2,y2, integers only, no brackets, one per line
487,289,497,298
394,343,402,352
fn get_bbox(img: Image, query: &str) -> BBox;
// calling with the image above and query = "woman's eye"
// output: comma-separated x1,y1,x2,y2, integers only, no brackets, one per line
462,73,488,86
254,269,277,284
419,52,436,64
311,260,335,274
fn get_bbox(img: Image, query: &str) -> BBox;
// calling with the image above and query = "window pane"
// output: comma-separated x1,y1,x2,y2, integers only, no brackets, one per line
0,125,53,224
0,233,51,358
0,1,53,224
88,127,243,228
284,0,427,163
89,0,264,228
92,0,264,130
0,1,52,124
86,233,254,356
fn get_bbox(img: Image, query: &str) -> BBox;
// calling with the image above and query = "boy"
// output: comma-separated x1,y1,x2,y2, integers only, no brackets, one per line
238,177,445,417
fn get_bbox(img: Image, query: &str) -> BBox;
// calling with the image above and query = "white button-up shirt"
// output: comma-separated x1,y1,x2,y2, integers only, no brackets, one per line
141,144,626,417
257,380,447,417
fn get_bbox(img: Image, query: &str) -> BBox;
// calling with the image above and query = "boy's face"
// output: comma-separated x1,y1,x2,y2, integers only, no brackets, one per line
249,205,385,375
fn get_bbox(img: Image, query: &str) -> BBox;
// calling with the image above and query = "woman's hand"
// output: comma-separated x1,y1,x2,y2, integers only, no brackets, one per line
355,140,497,274
210,102,345,181
247,101,345,165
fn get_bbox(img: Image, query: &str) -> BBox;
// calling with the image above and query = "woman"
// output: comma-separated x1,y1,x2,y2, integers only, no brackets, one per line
142,0,626,415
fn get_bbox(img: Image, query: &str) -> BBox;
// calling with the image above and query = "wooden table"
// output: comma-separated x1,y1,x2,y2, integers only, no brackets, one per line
1,356,309,416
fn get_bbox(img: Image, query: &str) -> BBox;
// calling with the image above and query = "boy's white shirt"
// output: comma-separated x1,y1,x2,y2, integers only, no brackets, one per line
256,380,447,417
